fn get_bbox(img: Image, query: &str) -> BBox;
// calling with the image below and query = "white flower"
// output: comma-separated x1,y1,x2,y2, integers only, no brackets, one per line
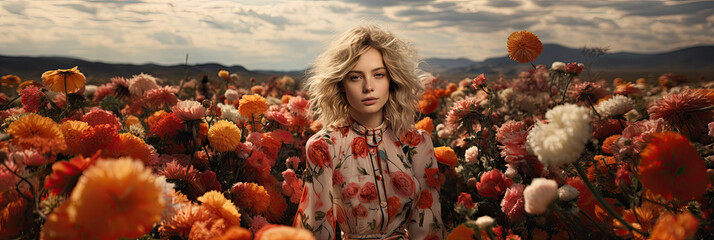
455,165,464,174
498,88,514,103
83,85,97,97
224,89,239,101
527,104,591,166
557,184,579,202
171,100,206,121
465,146,479,164
128,124,146,139
218,103,244,123
128,73,159,96
551,61,565,71
624,109,641,123
524,178,558,215
475,216,495,229
504,164,518,178
595,95,634,118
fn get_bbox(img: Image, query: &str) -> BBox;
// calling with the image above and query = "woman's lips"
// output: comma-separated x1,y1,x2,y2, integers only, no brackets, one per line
362,98,378,105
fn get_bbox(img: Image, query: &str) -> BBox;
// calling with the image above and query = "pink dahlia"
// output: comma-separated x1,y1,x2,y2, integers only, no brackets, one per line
611,118,673,162
477,169,513,199
171,100,206,121
445,94,488,134
20,85,43,113
145,86,178,109
81,108,122,131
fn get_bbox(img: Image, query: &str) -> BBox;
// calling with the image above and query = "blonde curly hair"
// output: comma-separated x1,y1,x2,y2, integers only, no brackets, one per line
304,25,424,136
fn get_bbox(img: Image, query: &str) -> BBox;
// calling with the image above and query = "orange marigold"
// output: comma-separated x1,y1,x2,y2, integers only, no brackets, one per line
79,124,120,157
150,112,184,139
231,182,270,214
60,120,90,156
447,224,475,240
41,66,86,94
0,191,29,239
415,117,434,134
159,203,218,238
105,133,153,164
66,158,166,239
1,74,20,86
434,146,458,166
639,132,708,200
125,115,140,126
208,120,242,152
602,134,620,154
7,114,66,153
197,191,242,226
251,85,264,94
507,31,543,63
238,94,268,118
419,93,439,115
649,212,699,240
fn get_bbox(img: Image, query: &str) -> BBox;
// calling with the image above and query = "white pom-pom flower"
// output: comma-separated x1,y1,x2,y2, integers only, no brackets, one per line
527,104,591,166
475,216,495,229
595,95,634,118
524,178,558,215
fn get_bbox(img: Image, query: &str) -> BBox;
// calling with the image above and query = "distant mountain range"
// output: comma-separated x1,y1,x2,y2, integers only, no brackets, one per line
2,43,713,86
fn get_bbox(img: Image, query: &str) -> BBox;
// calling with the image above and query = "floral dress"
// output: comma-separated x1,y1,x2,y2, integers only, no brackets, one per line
295,120,445,240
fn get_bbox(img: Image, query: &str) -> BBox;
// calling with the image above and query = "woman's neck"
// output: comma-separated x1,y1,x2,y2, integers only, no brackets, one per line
349,110,384,129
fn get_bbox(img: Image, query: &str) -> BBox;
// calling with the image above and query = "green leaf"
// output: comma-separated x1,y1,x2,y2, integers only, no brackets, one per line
358,167,368,175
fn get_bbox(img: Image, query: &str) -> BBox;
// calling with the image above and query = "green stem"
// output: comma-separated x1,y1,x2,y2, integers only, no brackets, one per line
572,161,649,237
561,75,574,103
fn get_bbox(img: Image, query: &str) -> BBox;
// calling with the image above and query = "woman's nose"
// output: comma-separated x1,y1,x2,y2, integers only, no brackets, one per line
363,78,374,93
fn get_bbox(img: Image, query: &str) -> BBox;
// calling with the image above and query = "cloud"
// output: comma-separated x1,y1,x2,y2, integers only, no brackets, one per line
2,1,27,15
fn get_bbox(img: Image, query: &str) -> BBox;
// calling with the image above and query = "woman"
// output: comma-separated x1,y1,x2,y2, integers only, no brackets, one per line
295,25,445,240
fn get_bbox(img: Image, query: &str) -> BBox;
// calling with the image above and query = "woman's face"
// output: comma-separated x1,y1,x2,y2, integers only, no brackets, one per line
342,47,390,125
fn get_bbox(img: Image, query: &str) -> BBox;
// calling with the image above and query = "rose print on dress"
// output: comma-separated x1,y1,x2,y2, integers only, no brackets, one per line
390,171,415,197
359,182,378,203
351,137,369,159
308,138,332,168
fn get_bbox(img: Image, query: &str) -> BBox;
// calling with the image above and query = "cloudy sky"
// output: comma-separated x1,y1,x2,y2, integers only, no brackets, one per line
1,0,713,71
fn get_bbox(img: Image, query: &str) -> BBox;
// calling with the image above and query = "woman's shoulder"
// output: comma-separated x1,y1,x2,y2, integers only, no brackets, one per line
307,124,351,145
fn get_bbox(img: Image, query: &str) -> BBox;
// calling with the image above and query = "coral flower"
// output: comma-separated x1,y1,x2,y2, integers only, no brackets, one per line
1,74,21,86
144,86,179,109
649,212,699,240
507,31,543,63
639,132,708,200
44,153,100,195
41,66,86,94
477,169,513,198
79,124,120,157
417,189,433,209
159,204,218,238
419,93,439,115
81,107,122,130
208,120,242,152
648,89,713,139
447,224,476,240
231,182,271,214
20,85,43,112
172,100,207,121
238,94,269,118
128,73,159,96
150,112,184,139
197,191,242,226
66,158,166,239
434,146,458,166
415,117,434,134
254,224,315,240
425,168,444,188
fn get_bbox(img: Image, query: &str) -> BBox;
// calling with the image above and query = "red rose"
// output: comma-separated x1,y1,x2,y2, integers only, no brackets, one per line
417,190,433,209
457,192,475,209
400,130,423,147
390,171,415,197
351,137,368,159
307,138,331,168
358,182,378,203
342,182,360,199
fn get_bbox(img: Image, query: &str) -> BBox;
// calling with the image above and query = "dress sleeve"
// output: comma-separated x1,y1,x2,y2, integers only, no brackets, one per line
407,131,446,240
294,134,337,240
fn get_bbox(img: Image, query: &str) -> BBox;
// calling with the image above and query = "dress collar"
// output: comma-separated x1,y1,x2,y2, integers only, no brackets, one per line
350,118,386,147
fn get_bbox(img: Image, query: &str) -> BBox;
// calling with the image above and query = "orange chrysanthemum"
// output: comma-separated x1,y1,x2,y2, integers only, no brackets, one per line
613,82,640,96
217,226,252,240
602,134,620,154
197,191,242,226
415,117,434,134
60,120,91,156
419,93,439,115
251,86,264,94
41,66,86,94
105,133,153,164
159,204,219,238
434,146,458,166
507,31,543,63
150,112,184,139
125,115,140,126
447,224,475,240
7,114,66,154
78,124,120,157
254,224,315,240
613,204,659,239
238,94,269,118
1,74,20,86
649,212,699,240
65,158,166,239
639,132,708,200
146,110,169,128
208,120,242,152
231,182,270,214
264,186,288,223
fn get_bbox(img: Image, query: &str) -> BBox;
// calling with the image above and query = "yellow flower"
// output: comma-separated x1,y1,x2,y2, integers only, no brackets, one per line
507,31,543,63
251,85,264,94
67,158,166,239
59,120,90,156
41,66,86,94
218,70,230,81
17,80,44,92
208,120,242,152
197,191,242,226
238,93,268,118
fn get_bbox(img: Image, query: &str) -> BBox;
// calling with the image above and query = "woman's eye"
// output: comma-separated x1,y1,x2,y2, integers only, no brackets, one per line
375,73,385,78
349,75,362,81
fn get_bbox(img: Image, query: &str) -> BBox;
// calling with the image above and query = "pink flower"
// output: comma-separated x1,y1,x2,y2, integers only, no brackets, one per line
128,73,159,96
359,182,378,203
709,122,714,137
465,146,479,164
287,96,310,117
523,178,558,215
332,170,346,185
247,132,263,148
612,118,673,161
21,85,43,113
615,165,632,187
171,100,206,121
52,94,66,108
81,107,122,131
565,62,584,75
497,120,533,165
92,84,114,103
250,215,269,234
390,171,415,197
246,151,271,176
342,182,360,199
109,76,131,99
471,73,487,89
501,184,525,220
272,129,294,145
282,169,304,204
144,86,178,109
457,192,475,209
264,105,291,126
648,89,713,139
10,149,49,166
477,169,513,198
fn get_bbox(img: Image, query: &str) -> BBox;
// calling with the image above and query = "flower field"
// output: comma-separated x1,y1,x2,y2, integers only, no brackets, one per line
1,31,714,240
